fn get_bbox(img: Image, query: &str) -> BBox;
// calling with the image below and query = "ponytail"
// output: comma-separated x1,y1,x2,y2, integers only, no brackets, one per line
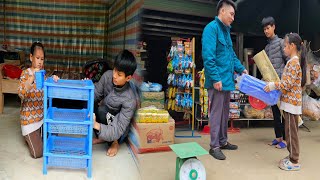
300,43,307,87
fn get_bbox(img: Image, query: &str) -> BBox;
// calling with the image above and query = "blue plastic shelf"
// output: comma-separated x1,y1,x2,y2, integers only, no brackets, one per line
44,78,94,100
43,78,94,178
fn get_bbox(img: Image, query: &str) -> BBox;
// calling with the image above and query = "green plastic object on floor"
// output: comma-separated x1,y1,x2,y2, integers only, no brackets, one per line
170,142,208,180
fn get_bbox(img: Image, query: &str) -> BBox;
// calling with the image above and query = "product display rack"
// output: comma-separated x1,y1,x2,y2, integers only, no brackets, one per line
166,37,200,138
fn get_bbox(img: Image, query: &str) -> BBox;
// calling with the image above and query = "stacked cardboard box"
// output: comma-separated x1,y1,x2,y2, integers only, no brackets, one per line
128,107,175,154
141,91,165,109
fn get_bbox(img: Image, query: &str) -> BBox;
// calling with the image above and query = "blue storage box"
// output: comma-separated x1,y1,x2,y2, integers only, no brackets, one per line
239,74,281,105
35,70,46,90
44,78,94,100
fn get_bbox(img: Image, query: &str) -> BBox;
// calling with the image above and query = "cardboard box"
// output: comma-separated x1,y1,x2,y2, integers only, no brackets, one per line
136,108,169,123
128,119,175,151
141,100,164,109
141,91,165,109
128,136,171,154
142,91,164,101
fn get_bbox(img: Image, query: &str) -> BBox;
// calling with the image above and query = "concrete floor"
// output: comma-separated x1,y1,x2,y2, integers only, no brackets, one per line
2,94,320,180
0,95,141,180
139,121,320,180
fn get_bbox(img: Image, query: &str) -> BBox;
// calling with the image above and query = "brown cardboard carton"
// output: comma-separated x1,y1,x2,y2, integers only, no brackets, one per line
130,119,175,149
141,91,165,109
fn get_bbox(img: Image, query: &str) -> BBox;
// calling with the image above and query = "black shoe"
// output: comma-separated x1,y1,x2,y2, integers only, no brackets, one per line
220,142,238,150
209,148,226,160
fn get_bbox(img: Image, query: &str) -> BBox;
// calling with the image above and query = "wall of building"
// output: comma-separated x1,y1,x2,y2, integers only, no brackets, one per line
1,0,108,72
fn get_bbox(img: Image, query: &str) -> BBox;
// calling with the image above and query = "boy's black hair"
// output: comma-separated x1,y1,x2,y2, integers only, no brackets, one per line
261,16,275,28
114,50,137,77
30,41,45,57
216,0,236,15
285,33,306,87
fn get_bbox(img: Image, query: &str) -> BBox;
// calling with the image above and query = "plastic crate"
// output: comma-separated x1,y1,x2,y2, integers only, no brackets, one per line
44,78,94,100
47,157,88,169
47,136,88,156
35,70,46,89
48,123,89,135
46,107,89,122
239,74,281,105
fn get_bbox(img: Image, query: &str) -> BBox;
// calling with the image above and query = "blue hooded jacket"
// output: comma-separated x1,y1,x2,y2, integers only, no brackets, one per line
202,16,245,91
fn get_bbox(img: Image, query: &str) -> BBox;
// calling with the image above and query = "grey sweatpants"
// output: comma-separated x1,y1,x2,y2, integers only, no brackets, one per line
208,88,230,149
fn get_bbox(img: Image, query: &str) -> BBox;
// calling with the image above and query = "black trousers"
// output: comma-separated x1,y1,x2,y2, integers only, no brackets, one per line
93,102,108,138
93,102,127,143
271,105,285,140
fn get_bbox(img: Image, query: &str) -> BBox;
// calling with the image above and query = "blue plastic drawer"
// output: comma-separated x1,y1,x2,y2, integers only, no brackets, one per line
46,107,90,122
48,123,89,135
239,74,281,105
47,136,88,156
44,78,94,100
47,157,88,169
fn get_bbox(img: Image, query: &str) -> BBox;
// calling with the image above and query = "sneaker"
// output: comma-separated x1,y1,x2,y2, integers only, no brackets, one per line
279,159,301,171
280,156,289,162
220,142,238,150
209,148,226,160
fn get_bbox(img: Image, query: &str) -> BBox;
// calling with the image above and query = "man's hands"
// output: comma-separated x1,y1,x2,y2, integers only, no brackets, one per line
214,81,222,91
242,69,248,74
213,69,247,91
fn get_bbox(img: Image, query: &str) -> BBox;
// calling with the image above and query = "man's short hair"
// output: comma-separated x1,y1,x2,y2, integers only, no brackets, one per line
216,0,236,15
114,50,137,77
261,16,275,28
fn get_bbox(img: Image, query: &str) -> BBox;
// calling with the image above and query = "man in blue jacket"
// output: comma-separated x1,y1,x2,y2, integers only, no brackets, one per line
202,0,247,160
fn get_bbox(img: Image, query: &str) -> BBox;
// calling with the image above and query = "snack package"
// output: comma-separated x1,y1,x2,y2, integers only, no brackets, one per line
243,105,265,119
229,102,239,109
229,109,240,119
264,107,273,119
302,93,320,121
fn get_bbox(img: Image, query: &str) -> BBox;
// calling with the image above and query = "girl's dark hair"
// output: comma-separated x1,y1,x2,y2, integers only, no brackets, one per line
285,33,306,87
114,49,137,77
30,41,45,57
